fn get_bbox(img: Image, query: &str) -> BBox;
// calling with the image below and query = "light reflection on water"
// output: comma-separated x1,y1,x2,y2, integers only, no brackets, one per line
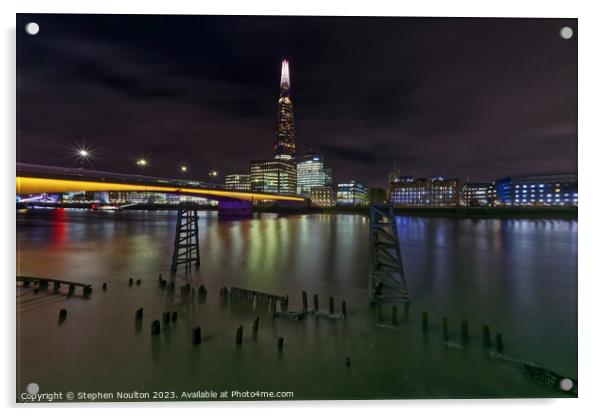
16,209,577,399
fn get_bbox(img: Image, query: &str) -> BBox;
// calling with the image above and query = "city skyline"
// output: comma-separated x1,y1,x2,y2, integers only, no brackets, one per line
16,14,577,188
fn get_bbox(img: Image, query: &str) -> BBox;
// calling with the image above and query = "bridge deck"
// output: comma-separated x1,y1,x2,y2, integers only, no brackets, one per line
16,163,305,203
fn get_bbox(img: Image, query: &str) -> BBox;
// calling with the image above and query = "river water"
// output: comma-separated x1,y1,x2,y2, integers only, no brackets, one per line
16,209,577,400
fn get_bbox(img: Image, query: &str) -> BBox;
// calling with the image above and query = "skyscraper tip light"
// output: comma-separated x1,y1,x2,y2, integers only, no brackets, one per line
280,59,290,91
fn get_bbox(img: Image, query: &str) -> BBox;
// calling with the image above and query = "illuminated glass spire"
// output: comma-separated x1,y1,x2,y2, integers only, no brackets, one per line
274,59,296,160
280,59,290,92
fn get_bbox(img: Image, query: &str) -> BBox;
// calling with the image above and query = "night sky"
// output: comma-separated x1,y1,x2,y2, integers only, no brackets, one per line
16,14,577,188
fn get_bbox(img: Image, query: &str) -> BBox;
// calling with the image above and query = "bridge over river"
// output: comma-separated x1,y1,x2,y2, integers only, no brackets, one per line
16,163,305,204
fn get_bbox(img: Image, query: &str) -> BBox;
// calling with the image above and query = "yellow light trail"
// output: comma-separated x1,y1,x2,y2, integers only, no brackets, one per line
16,176,305,203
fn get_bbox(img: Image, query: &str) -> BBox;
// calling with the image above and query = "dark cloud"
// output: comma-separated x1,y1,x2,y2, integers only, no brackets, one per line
16,14,577,187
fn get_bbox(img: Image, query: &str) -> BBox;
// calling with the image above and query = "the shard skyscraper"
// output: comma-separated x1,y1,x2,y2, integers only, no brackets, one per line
273,59,296,160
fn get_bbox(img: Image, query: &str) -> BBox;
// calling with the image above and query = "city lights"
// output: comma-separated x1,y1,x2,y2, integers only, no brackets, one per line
136,159,148,167
181,165,188,172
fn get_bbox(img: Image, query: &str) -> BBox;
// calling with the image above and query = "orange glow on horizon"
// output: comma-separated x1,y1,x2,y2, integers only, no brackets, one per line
16,176,305,203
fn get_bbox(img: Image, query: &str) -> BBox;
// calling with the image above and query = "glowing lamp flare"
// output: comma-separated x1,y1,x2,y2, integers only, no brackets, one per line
76,147,91,160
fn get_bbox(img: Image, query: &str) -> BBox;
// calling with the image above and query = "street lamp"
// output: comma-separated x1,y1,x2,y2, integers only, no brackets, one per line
136,158,149,174
208,170,219,184
76,146,91,167
180,165,188,173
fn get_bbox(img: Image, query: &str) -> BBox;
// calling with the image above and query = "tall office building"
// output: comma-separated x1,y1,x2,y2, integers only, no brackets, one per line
296,151,332,196
224,173,251,191
273,59,296,160
247,60,303,196
249,60,300,196
250,159,297,195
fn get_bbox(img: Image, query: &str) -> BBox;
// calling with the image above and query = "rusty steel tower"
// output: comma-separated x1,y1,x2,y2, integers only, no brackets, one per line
170,204,200,273
368,204,409,303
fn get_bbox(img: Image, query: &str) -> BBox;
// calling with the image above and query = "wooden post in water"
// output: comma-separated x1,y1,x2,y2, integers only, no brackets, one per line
341,301,347,317
422,312,429,332
442,317,449,342
192,327,201,345
281,298,288,313
58,308,67,321
162,312,171,325
171,311,178,322
313,294,319,312
482,325,492,348
329,297,334,315
253,316,260,333
135,308,143,320
496,333,503,354
461,320,469,345
151,320,160,335
302,291,308,311
392,305,398,326
128,278,133,287
102,282,107,291
235,326,243,346
136,279,141,286
277,336,284,350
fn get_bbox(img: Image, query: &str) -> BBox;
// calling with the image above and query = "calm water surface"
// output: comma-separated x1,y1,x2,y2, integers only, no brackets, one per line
16,209,577,400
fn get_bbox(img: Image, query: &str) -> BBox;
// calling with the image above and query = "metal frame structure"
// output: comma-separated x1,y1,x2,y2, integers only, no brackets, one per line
368,204,409,303
170,204,200,273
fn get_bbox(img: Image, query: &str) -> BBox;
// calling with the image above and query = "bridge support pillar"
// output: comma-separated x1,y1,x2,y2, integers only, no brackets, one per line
218,200,252,217
170,204,200,273
368,204,409,304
